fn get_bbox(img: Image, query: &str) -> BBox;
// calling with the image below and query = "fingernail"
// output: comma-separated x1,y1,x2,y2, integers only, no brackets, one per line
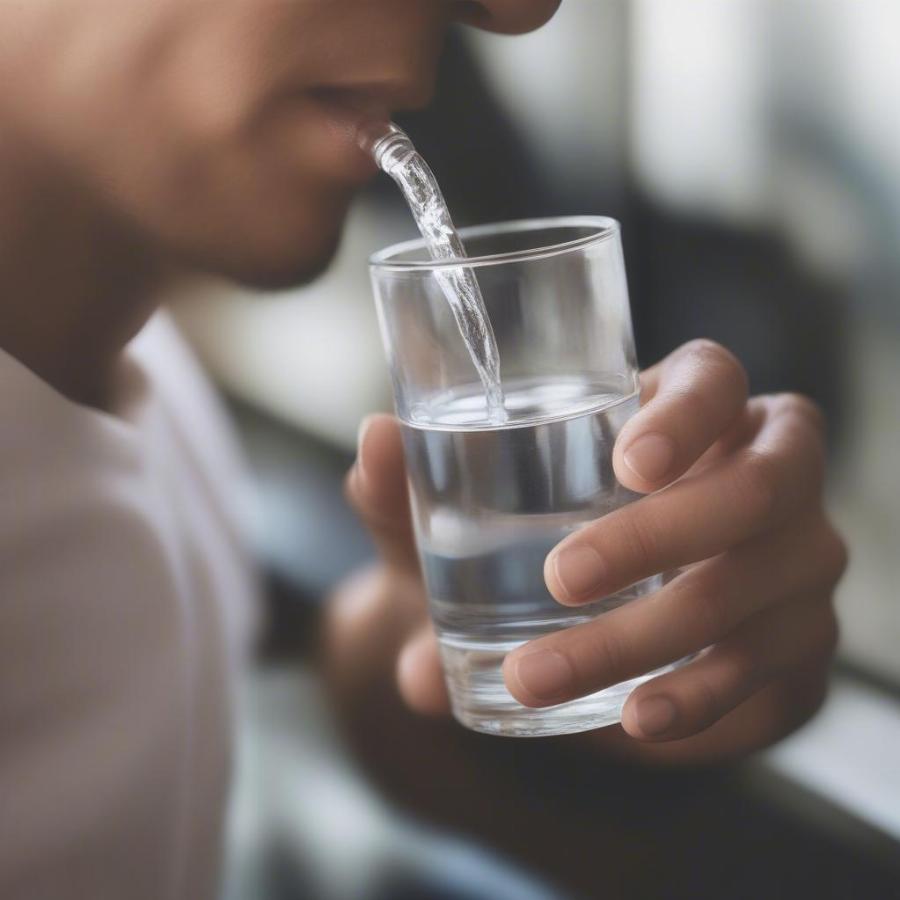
551,544,605,601
513,650,574,703
634,695,677,736
623,432,677,483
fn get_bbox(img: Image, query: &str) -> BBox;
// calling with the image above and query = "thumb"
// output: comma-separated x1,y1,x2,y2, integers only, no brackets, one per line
346,414,420,573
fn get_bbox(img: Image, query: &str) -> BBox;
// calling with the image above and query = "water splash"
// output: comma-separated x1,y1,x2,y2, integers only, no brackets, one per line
363,123,506,423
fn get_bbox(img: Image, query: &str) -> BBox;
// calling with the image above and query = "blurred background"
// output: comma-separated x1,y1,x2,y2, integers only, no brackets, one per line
168,1,900,897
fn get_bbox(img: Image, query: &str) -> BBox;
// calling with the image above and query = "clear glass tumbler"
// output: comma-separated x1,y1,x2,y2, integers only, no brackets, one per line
370,216,683,737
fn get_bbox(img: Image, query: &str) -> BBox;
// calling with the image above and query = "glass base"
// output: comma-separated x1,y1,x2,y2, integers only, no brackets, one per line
440,637,689,738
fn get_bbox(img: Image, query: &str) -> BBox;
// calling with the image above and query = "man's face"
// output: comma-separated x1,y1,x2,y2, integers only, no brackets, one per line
0,1,558,287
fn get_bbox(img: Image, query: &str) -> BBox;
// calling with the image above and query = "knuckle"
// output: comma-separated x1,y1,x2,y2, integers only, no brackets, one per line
690,583,732,640
789,391,828,450
683,337,728,365
670,556,734,639
618,511,661,575
770,395,828,494
583,625,631,682
732,449,782,526
683,339,749,396
724,639,761,686
691,672,725,728
778,392,827,434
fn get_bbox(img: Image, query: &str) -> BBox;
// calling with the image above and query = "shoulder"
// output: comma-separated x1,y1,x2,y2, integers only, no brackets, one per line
0,343,183,652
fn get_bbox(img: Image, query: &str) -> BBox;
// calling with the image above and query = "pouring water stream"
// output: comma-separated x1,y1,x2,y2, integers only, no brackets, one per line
361,123,506,424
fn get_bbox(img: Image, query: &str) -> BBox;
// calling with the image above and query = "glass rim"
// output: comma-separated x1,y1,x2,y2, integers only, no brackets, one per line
369,215,619,273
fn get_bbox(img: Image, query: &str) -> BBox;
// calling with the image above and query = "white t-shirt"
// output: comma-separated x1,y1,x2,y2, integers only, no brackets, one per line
0,314,258,900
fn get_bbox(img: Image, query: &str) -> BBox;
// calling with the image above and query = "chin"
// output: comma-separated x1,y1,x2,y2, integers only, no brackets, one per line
187,193,349,290
221,227,343,290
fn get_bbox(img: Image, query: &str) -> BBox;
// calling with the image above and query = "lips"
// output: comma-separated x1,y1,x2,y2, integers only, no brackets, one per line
307,87,393,181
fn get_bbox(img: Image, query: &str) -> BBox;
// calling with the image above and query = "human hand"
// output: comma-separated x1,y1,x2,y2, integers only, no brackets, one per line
330,340,846,763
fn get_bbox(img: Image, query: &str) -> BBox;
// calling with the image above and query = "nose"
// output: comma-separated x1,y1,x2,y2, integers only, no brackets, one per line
449,0,561,35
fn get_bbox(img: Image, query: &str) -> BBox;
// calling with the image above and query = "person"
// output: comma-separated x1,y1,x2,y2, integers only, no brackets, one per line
0,1,845,898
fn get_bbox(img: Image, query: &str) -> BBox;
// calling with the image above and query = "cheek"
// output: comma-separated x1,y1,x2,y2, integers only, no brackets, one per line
84,86,354,286
1,2,354,287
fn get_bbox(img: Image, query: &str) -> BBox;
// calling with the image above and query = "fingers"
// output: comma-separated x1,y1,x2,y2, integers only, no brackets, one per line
396,624,452,716
345,413,419,572
615,340,749,492
579,663,832,766
546,393,827,606
504,516,846,707
620,595,839,742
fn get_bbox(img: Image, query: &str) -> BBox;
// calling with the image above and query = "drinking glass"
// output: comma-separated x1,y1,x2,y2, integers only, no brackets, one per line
370,216,685,737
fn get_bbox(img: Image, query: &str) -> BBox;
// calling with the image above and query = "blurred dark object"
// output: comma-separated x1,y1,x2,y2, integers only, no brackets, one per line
624,195,846,443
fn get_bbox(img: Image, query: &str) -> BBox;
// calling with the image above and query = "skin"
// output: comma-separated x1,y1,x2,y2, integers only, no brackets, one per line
0,0,560,407
334,340,847,765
